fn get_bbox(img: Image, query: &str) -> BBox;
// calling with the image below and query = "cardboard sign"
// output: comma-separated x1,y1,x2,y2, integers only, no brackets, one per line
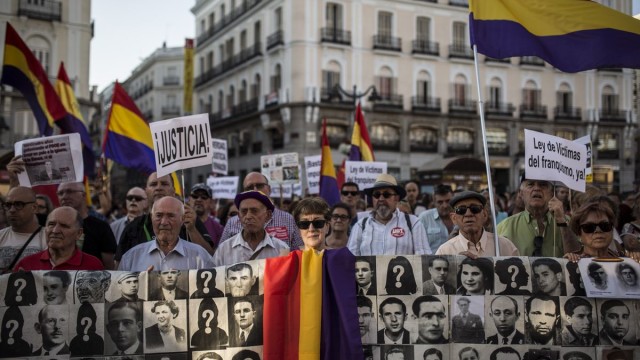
211,138,228,175
206,176,238,200
261,152,299,184
15,133,84,187
150,113,213,177
344,161,388,190
304,155,321,195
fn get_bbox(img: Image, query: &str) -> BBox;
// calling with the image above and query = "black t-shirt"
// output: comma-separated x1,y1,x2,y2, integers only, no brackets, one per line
81,215,117,260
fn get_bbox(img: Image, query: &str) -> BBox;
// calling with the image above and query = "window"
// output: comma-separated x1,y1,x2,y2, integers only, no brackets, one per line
409,126,437,151
597,132,619,158
378,12,392,37
556,83,573,112
453,74,468,106
227,85,235,109
254,21,261,44
322,60,341,94
416,71,431,102
271,64,282,92
239,80,247,103
275,7,283,31
207,51,214,70
522,80,541,110
200,19,206,34
376,66,395,98
326,3,343,30
252,74,261,99
218,90,224,112
166,94,176,107
199,57,205,75
453,22,466,46
447,128,474,152
225,38,234,61
240,30,247,50
555,130,576,140
486,128,508,154
601,85,618,114
325,124,347,146
416,17,430,42
370,124,400,150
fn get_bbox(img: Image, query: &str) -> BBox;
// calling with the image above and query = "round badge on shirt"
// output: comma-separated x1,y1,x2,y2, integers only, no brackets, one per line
391,227,405,237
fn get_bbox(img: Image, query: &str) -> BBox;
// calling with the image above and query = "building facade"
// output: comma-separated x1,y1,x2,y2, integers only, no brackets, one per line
188,0,637,193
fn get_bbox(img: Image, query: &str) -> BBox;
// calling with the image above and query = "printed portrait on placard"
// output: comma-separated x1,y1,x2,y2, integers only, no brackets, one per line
378,344,413,360
192,349,226,360
227,296,263,348
411,295,449,344
143,299,188,353
74,270,111,304
225,262,260,297
615,260,640,296
0,306,33,357
148,270,189,301
69,302,105,356
376,296,413,345
560,296,597,346
450,343,486,360
560,347,595,360
105,271,147,303
494,257,532,295
413,345,450,360
456,256,494,296
357,295,377,344
146,352,189,360
524,294,562,345
531,258,567,296
190,268,225,298
376,255,419,296
451,295,485,344
601,348,633,360
29,304,71,356
189,297,229,350
586,262,609,292
5,270,38,306
422,255,457,296
487,345,527,360
355,256,377,296
484,295,526,345
596,299,636,346
39,270,73,305
103,302,143,356
523,346,561,360
565,261,586,296
227,346,263,360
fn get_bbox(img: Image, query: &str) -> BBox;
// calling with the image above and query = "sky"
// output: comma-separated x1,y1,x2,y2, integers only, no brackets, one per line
90,0,194,92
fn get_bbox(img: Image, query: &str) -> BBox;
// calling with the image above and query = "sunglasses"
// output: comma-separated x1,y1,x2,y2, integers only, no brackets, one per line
331,214,350,221
372,191,397,199
126,195,146,202
244,183,268,191
341,191,359,197
297,220,327,230
453,205,484,215
580,221,613,234
533,235,544,257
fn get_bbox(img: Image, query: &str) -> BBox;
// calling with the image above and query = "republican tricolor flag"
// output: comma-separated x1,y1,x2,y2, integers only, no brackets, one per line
348,102,374,162
319,118,340,206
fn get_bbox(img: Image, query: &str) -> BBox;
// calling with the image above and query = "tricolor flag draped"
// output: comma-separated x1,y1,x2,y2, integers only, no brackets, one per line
102,82,156,175
469,0,640,73
348,102,374,161
1,23,65,135
55,62,96,177
319,118,340,206
263,248,362,360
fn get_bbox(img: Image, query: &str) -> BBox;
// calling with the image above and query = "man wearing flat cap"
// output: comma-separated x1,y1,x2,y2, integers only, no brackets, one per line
347,174,430,255
436,191,519,257
114,272,144,302
212,191,289,266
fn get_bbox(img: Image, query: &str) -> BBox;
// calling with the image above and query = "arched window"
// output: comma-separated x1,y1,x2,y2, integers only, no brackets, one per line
322,60,341,101
597,131,619,159
451,74,468,107
601,85,618,115
376,66,395,99
488,77,502,109
252,73,261,99
486,128,508,155
325,124,348,147
370,124,400,150
239,80,247,103
409,126,437,152
447,128,474,154
522,80,540,110
416,70,432,103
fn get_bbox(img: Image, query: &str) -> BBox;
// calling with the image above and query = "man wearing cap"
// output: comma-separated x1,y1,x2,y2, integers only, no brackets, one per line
189,183,224,249
117,196,214,271
114,272,144,302
347,174,430,256
497,174,579,257
436,191,519,257
110,187,147,245
213,191,289,267
219,172,303,249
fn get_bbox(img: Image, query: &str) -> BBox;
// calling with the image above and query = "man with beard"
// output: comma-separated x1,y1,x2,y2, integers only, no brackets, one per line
422,256,455,295
149,270,188,300
75,270,111,303
419,184,455,253
377,297,411,344
561,297,598,346
356,257,376,295
32,305,69,355
412,295,448,344
348,174,430,255
189,184,223,249
532,258,567,296
225,263,258,297
486,296,525,345
357,296,376,344
599,300,633,345
524,294,561,345
110,187,147,244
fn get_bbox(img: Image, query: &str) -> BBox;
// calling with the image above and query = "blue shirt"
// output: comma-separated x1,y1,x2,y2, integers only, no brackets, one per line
117,238,214,271
418,208,451,253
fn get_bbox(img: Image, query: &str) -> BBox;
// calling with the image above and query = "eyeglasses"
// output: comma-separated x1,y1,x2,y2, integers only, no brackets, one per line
341,191,359,197
56,189,84,197
190,194,210,200
453,205,484,215
331,214,350,221
126,195,146,202
2,201,34,210
372,191,397,199
244,183,268,191
533,235,544,257
297,220,327,230
580,221,613,234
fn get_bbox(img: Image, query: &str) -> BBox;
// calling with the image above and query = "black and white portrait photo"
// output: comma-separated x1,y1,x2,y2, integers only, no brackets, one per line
40,270,73,305
615,260,640,295
523,347,560,360
422,255,456,296
357,295,376,344
149,270,189,301
5,271,38,306
524,294,561,345
376,296,413,345
106,272,147,302
69,302,105,356
228,347,263,360
225,263,259,297
377,256,419,296
355,256,377,296
586,262,609,292
146,352,189,360
227,296,263,347
560,348,594,360
451,344,483,360
74,270,111,303
488,346,524,360
104,302,143,355
29,304,71,356
0,306,33,357
484,295,525,345
456,257,494,295
531,258,567,296
565,261,586,296
190,268,225,298
143,299,188,353
494,257,532,295
560,297,597,346
413,345,449,360
451,295,485,344
192,350,226,360
597,299,635,345
379,345,413,360
411,295,448,344
189,297,229,350
601,348,634,360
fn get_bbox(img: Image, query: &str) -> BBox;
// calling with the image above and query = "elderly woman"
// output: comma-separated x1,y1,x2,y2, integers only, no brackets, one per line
565,202,622,262
292,197,331,252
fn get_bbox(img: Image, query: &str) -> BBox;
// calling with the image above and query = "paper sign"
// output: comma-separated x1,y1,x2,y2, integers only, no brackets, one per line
150,113,213,177
211,138,228,175
524,129,587,192
578,258,640,298
293,182,302,197
345,161,388,190
270,183,293,199
304,155,321,195
260,152,299,184
15,133,83,187
206,176,239,200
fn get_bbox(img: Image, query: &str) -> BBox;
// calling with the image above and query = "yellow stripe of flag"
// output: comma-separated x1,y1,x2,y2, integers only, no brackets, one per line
298,249,323,360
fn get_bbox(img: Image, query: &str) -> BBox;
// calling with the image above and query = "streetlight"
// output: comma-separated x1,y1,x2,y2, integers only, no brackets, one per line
329,84,381,107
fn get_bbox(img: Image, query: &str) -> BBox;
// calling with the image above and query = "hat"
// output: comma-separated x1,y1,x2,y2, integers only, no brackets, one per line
363,174,406,199
456,297,470,304
117,272,139,284
234,190,275,211
449,191,487,208
191,183,212,198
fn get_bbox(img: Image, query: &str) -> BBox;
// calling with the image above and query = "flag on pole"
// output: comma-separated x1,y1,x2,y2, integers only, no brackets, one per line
348,102,374,161
102,82,156,175
1,22,65,135
55,62,96,178
319,118,340,206
469,0,640,73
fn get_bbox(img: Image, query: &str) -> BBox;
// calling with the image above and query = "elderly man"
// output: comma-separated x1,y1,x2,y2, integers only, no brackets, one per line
419,184,455,253
56,182,117,269
189,183,223,248
220,172,302,249
32,305,69,355
117,196,214,271
486,296,525,345
226,263,258,297
348,174,430,255
75,270,111,303
114,272,144,302
213,191,289,267
116,172,213,263
497,173,580,256
561,297,597,346
14,207,104,271
0,186,47,271
436,191,519,257
412,295,448,344
110,187,148,244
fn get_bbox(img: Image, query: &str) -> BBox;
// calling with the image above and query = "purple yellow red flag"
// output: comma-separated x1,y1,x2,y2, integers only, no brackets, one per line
348,102,374,161
319,118,340,206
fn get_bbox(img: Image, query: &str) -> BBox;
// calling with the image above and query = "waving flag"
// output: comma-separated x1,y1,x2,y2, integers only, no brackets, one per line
55,62,96,177
102,82,156,175
319,118,340,206
348,102,374,161
263,248,362,360
1,22,65,135
469,0,640,73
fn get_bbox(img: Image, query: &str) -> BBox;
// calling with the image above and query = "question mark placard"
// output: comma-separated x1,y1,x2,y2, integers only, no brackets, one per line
5,320,18,345
80,317,92,342
13,279,26,303
200,271,213,294
392,265,405,289
201,309,214,334
507,265,520,288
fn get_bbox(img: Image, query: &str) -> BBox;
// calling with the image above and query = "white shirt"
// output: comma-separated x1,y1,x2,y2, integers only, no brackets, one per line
212,230,289,267
161,288,175,301
436,230,519,257
0,226,47,270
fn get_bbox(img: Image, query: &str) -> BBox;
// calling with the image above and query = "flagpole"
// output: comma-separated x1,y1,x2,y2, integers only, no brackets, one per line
472,44,500,256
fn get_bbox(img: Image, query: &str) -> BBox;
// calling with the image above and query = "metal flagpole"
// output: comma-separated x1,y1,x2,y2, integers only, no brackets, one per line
472,44,501,256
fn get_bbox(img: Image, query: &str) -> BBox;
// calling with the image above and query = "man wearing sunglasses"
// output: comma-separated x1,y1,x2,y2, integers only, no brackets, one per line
347,174,430,256
340,182,362,218
110,187,148,245
436,191,519,257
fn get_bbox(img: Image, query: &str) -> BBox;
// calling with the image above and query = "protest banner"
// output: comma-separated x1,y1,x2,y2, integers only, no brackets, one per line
15,133,83,187
524,129,587,192
271,183,293,199
150,113,213,177
345,161,387,190
260,152,299,184
206,176,238,200
211,138,228,175
574,135,593,183
304,155,321,195
293,182,302,197
578,257,640,298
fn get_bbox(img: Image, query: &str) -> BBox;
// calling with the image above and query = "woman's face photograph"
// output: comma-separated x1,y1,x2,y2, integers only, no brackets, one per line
461,264,484,294
155,305,173,328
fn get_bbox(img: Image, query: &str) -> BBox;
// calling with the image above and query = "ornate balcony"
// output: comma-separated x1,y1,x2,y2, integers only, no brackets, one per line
373,35,402,52
321,28,351,45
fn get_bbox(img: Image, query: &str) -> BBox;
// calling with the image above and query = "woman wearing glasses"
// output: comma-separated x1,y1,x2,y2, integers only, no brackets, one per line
325,203,352,249
292,197,331,252
565,202,621,261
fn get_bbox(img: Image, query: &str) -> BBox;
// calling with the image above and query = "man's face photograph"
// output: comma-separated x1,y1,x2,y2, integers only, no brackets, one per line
227,267,256,297
602,305,630,340
589,266,607,287
43,275,68,305
380,303,406,336
491,296,519,337
76,271,110,303
120,277,139,297
233,301,255,330
416,300,446,342
35,306,68,347
527,298,558,341
619,266,637,287
358,305,373,337
160,270,180,289
533,265,561,294
429,259,449,286
356,261,373,288
566,305,593,336
107,306,142,350
459,349,479,360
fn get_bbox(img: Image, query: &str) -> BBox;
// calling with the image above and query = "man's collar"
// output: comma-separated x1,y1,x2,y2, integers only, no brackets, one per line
233,231,273,249
42,248,82,266
147,238,187,256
